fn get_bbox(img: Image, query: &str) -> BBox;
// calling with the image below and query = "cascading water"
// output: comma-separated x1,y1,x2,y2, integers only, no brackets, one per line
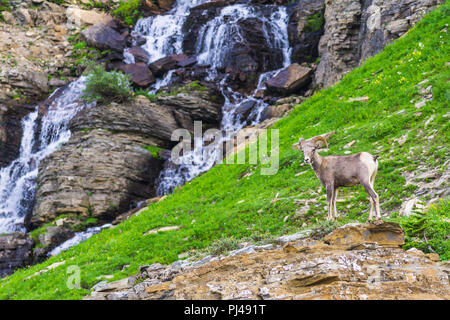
0,0,292,246
0,77,91,234
136,1,292,195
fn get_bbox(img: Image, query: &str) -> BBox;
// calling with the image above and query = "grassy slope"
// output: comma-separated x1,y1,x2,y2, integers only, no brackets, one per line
0,3,449,300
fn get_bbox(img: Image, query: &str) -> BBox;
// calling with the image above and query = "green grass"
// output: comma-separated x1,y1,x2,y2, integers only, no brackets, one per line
0,3,448,300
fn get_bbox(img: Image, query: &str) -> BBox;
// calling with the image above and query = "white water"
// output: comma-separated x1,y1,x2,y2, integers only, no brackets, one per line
0,77,91,233
0,0,292,239
144,1,292,195
49,224,112,257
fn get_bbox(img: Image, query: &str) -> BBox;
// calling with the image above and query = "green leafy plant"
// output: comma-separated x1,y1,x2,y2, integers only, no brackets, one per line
82,63,133,103
113,0,142,26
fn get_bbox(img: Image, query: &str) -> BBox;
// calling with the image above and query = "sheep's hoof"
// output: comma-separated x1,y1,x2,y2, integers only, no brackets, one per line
366,218,374,223
373,218,384,225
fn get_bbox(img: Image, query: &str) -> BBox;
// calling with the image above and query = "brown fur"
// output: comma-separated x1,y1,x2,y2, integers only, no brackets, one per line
293,136,381,221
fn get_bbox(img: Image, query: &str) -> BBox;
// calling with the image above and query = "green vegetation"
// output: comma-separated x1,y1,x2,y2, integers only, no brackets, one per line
305,11,325,33
82,63,134,103
113,0,142,26
392,199,449,260
0,4,448,300
135,81,209,102
0,0,10,21
144,145,163,159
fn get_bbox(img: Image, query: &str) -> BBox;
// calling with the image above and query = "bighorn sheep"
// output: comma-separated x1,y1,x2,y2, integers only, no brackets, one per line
292,133,381,221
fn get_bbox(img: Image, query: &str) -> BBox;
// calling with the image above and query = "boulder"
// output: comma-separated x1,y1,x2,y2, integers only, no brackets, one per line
118,63,155,87
148,54,196,77
81,23,126,52
66,6,115,28
265,63,312,95
323,221,405,248
127,47,150,64
0,233,34,278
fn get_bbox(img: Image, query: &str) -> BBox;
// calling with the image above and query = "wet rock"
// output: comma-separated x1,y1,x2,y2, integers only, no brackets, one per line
0,104,35,168
265,63,312,95
0,233,34,278
148,54,196,77
127,46,150,64
81,23,126,53
118,63,155,87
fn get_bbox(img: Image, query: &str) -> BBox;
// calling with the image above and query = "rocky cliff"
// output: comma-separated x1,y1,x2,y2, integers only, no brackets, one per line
0,0,445,277
85,222,450,300
315,0,444,87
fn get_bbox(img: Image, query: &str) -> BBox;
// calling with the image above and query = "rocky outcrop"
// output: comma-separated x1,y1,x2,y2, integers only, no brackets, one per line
315,0,444,88
0,233,34,278
31,89,224,228
265,63,312,95
85,222,450,300
0,104,35,168
31,128,164,228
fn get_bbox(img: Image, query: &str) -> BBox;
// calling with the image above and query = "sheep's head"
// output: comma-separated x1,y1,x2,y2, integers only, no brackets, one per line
292,136,328,165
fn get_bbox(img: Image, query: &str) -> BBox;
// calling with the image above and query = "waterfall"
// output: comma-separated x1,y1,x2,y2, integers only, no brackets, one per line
134,1,293,195
0,77,92,234
0,0,292,234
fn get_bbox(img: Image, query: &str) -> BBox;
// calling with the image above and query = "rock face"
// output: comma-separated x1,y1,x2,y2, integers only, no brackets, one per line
287,0,325,64
0,233,34,278
31,90,224,228
31,129,164,228
85,222,450,300
315,0,444,88
0,104,35,168
266,63,312,95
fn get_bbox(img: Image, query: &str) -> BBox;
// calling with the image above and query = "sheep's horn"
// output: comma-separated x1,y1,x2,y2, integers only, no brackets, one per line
312,135,328,149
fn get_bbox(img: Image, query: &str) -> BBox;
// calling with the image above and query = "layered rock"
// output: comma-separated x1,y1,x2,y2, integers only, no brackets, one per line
315,0,444,88
0,233,34,278
85,222,450,300
32,89,224,228
31,128,164,227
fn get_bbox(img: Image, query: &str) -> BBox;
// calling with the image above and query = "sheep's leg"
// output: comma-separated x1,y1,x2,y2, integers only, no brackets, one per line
368,197,374,221
362,181,380,222
326,186,334,221
370,174,381,220
332,188,338,219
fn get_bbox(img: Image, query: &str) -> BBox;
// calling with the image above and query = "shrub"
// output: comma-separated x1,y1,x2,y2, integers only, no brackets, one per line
82,64,133,103
113,0,142,26
393,198,450,260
